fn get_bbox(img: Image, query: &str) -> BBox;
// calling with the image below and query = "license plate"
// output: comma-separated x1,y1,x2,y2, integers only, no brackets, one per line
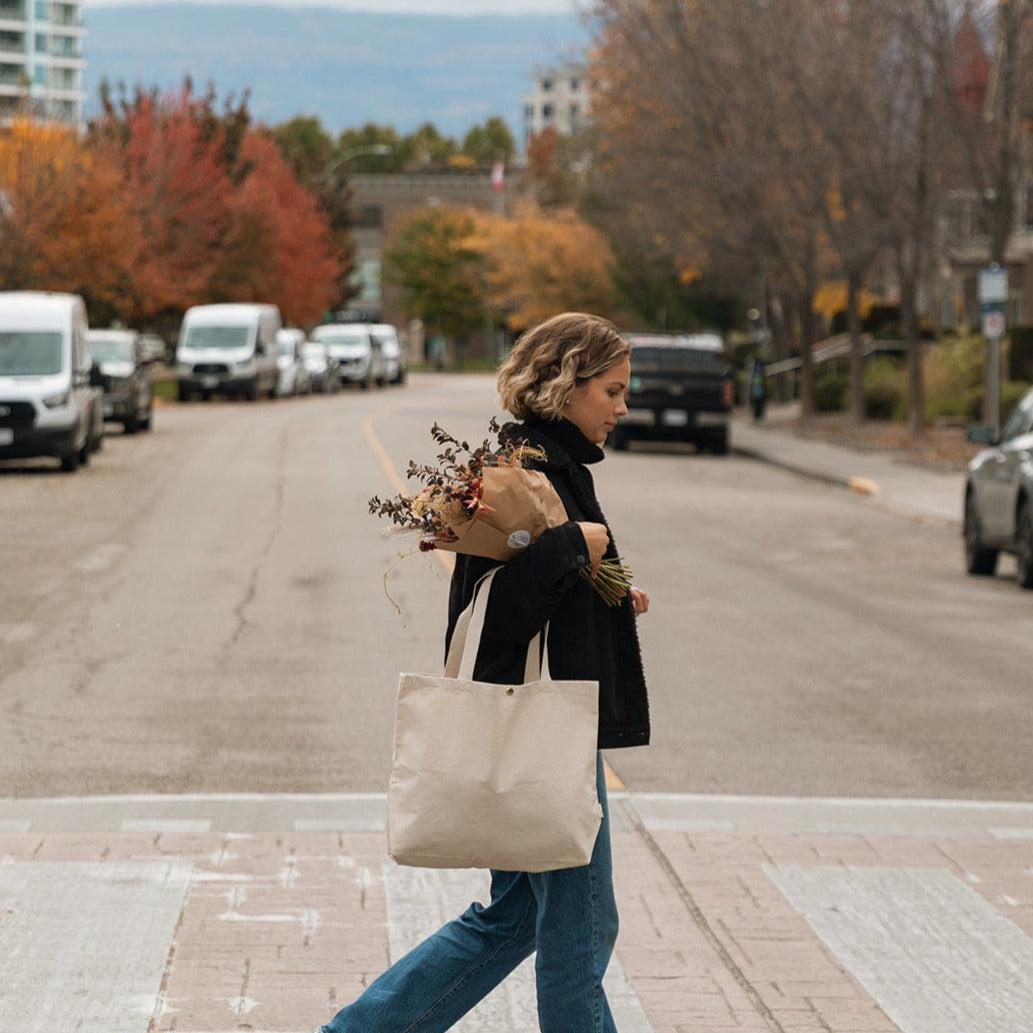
0,428,12,445
622,408,654,426
661,410,689,427
695,411,729,427
201,376,219,389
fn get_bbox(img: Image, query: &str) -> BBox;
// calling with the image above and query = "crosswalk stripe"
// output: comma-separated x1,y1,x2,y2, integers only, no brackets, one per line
0,861,191,1033
767,865,1033,1033
385,864,654,1032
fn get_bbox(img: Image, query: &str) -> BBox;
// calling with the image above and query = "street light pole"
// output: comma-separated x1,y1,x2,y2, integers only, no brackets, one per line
321,143,392,179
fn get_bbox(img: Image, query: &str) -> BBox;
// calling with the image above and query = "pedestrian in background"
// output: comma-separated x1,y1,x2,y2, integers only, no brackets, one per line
750,356,766,421
312,311,651,1033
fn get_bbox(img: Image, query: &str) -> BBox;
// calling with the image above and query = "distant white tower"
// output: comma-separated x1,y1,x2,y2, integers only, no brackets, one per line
0,1,86,125
521,64,590,152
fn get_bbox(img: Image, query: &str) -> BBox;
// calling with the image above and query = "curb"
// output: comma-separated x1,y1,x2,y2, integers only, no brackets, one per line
847,475,881,496
732,442,864,493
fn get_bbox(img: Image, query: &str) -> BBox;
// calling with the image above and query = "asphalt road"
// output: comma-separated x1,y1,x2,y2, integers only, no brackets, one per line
1,372,1030,801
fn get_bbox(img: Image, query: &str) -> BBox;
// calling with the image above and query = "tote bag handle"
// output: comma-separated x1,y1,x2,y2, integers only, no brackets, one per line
444,568,548,683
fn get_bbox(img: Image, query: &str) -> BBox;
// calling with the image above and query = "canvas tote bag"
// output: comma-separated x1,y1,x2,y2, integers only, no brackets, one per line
387,568,603,872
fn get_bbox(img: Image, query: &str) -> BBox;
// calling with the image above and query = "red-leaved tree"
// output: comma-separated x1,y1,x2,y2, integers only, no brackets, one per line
214,133,343,326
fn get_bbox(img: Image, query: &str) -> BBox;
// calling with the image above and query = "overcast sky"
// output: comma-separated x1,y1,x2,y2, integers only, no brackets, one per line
83,0,580,13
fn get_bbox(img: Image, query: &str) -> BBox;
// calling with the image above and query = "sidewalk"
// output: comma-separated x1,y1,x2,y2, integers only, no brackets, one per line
2,422,1030,1033
2,792,1033,1032
732,406,965,525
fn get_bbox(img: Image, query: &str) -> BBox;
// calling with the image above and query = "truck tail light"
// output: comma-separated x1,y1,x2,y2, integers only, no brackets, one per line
722,379,734,407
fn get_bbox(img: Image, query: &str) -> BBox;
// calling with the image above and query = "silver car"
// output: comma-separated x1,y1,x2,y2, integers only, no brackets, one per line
964,386,1033,586
311,323,385,390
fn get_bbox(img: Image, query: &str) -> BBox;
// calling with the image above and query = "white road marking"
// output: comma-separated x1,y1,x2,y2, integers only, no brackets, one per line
766,865,1033,1033
0,860,192,1033
990,826,1033,840
120,818,213,833
384,864,654,1033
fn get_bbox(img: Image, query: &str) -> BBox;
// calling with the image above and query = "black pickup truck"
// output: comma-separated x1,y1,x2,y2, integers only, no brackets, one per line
610,333,735,454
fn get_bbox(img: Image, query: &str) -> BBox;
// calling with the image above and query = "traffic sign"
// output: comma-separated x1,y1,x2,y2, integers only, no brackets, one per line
982,308,1005,338
979,265,1008,304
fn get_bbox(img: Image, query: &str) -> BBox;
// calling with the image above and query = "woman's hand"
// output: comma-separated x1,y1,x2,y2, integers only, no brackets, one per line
575,521,609,577
629,586,650,616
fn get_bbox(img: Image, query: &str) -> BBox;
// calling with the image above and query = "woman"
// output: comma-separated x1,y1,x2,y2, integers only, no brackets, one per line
315,311,650,1033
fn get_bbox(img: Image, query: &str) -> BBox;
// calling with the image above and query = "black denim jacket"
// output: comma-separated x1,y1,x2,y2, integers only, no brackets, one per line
446,416,650,750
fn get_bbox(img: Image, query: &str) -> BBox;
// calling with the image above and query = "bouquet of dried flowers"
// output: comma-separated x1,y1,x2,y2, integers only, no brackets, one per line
368,421,633,605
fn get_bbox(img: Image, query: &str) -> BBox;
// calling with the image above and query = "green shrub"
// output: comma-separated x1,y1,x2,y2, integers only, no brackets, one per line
924,334,982,421
814,370,848,412
1002,380,1030,423
931,333,984,390
957,379,1030,424
863,356,905,419
963,386,984,423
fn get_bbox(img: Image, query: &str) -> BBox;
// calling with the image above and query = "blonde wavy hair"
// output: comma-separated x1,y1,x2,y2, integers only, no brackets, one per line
497,312,629,420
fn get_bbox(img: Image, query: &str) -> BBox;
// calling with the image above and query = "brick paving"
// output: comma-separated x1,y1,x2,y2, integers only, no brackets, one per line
2,793,1032,1033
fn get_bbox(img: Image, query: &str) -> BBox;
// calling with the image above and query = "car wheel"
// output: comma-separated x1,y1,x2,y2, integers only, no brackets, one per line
124,413,138,435
1016,499,1033,589
177,384,191,403
77,436,91,466
708,428,729,455
964,490,998,576
60,447,79,473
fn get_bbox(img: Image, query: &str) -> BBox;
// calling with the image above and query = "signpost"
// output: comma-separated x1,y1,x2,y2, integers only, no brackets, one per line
979,264,1008,434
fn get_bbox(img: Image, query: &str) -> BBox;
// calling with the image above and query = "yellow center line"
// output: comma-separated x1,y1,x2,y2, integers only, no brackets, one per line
363,414,624,793
362,414,454,574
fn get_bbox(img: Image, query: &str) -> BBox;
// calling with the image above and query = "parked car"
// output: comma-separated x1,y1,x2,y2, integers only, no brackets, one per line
963,386,1033,586
139,332,168,365
0,291,100,472
311,322,385,389
301,339,341,393
609,332,735,454
176,303,282,401
86,328,154,434
276,328,312,396
369,323,407,384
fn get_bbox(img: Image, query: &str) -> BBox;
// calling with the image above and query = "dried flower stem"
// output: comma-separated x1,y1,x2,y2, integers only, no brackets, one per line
581,556,634,606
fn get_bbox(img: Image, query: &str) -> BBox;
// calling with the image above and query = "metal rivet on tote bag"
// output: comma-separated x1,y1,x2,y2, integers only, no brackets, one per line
506,688,515,695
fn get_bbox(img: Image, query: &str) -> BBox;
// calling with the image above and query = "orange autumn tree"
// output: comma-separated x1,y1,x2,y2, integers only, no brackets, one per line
212,132,343,326
0,119,136,308
471,203,620,330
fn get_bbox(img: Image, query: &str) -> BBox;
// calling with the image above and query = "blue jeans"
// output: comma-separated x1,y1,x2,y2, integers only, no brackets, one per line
317,754,618,1033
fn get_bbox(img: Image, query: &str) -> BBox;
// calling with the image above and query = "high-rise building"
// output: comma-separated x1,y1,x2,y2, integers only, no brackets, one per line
0,1,85,125
521,64,589,153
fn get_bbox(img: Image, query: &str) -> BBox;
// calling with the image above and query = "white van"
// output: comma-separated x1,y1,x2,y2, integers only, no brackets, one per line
310,322,385,390
176,303,282,401
0,291,102,472
369,323,407,384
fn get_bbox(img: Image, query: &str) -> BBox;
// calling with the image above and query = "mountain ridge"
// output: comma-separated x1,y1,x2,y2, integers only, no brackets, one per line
81,3,589,137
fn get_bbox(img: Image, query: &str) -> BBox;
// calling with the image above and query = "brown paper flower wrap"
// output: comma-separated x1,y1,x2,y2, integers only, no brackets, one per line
433,465,569,562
